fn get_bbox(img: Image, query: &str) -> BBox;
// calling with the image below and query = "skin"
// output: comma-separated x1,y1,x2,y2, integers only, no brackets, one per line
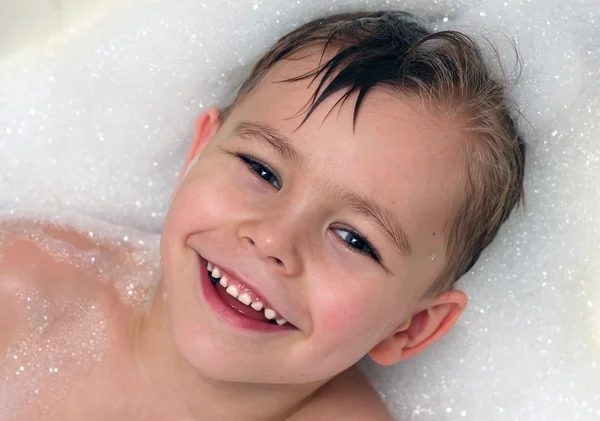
142,53,468,419
0,52,468,420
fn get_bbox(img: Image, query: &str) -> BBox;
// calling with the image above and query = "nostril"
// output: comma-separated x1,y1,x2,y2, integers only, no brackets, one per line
242,237,284,266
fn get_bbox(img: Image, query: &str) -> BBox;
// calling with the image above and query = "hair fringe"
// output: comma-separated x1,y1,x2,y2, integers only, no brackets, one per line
225,11,526,297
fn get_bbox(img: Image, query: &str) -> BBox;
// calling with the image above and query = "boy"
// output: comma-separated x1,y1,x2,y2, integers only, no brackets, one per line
0,11,525,421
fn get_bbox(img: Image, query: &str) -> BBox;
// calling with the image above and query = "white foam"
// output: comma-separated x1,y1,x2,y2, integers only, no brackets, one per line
0,288,107,420
1,0,598,419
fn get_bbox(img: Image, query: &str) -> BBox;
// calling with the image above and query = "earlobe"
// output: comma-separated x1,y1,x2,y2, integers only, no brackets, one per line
181,156,200,181
367,331,410,366
368,290,467,366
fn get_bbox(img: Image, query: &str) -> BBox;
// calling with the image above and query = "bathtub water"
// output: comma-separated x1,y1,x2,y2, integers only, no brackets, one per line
0,0,599,419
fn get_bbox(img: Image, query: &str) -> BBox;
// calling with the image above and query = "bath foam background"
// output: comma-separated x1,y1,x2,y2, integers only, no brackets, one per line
0,0,598,419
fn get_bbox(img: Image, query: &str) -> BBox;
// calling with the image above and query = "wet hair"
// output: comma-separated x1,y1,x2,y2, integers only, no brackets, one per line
222,11,526,297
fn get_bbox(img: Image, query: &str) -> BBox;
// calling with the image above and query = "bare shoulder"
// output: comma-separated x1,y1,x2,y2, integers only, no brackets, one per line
0,218,120,353
287,366,393,421
0,218,105,295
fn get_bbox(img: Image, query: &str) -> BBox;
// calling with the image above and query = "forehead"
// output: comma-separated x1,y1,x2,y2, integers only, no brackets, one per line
226,55,467,252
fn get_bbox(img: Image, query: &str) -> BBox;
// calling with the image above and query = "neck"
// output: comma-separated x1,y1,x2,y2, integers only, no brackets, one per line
131,282,326,421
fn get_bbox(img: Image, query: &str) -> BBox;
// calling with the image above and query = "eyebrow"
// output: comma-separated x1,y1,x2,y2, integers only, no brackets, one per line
233,120,413,258
341,191,413,257
234,120,303,165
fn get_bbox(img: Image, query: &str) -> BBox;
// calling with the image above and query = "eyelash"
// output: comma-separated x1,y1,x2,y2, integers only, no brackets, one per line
237,153,281,190
333,227,381,263
236,153,382,264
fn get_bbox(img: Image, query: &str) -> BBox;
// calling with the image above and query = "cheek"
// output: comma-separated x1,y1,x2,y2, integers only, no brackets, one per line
320,295,368,331
315,282,393,344
176,158,271,222
171,167,240,226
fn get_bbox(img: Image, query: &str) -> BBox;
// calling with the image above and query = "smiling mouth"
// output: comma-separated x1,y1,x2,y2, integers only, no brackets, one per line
206,261,294,328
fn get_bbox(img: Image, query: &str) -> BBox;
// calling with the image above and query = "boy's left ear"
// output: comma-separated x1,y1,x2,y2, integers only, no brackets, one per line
367,290,467,366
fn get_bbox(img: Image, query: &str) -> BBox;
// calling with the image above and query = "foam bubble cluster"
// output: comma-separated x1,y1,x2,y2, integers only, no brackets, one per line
0,289,107,420
0,213,161,311
0,0,598,419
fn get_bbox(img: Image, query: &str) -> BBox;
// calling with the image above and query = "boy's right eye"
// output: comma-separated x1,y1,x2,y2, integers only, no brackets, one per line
237,154,281,190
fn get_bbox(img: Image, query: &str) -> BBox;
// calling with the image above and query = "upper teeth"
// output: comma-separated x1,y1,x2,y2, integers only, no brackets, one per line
207,261,287,326
237,293,252,305
224,285,238,297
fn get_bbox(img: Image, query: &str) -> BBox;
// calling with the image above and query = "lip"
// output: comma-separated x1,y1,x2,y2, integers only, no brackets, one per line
197,254,295,333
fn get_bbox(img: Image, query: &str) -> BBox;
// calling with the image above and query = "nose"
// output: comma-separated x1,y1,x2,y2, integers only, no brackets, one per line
238,216,303,276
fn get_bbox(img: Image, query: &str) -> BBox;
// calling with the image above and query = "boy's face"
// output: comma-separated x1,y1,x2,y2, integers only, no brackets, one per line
160,54,466,384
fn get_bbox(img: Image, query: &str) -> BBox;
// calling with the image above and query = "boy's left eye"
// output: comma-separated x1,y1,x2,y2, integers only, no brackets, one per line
238,154,281,190
333,227,381,262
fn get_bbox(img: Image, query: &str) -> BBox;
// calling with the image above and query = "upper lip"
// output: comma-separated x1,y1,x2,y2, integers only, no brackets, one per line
201,255,292,324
